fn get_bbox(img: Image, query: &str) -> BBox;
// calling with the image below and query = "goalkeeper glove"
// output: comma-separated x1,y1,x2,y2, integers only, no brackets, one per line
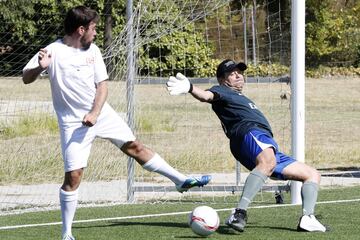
166,73,193,95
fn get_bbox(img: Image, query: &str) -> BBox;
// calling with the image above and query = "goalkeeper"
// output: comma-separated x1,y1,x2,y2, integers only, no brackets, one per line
22,6,210,240
167,59,327,233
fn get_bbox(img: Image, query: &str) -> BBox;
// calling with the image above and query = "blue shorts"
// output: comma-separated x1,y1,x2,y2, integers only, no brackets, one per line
230,129,296,180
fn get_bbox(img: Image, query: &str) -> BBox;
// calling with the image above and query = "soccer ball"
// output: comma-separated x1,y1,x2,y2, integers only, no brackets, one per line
188,206,220,237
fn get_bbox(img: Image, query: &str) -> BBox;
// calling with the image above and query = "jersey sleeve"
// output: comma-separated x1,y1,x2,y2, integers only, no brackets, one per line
93,45,109,83
23,52,40,72
208,85,223,102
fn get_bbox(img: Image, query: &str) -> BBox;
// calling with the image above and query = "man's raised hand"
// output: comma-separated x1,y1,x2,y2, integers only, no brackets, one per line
38,48,51,70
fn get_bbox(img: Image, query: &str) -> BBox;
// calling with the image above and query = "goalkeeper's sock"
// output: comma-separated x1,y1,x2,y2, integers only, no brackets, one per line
142,153,187,185
237,168,268,210
60,188,78,238
301,181,319,215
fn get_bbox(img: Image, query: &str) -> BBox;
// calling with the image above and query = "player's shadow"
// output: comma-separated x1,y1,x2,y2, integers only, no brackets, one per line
215,225,241,235
74,221,188,229
74,221,297,237
216,223,296,235
173,236,212,239
248,224,297,232
74,221,211,239
75,221,204,238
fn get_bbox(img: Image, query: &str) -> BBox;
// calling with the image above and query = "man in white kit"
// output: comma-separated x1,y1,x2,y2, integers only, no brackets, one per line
22,6,210,240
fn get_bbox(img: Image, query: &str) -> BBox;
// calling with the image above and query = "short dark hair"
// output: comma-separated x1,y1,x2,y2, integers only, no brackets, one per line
64,6,99,35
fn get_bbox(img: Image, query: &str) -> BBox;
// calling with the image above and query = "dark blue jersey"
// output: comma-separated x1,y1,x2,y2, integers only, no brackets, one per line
209,85,273,140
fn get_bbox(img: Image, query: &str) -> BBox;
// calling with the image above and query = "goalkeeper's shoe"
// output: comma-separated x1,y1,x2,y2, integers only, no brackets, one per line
225,208,248,232
62,234,75,240
297,214,327,232
176,175,211,193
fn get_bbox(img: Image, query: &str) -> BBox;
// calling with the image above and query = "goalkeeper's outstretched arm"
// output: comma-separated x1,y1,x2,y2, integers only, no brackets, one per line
189,85,214,103
166,72,214,103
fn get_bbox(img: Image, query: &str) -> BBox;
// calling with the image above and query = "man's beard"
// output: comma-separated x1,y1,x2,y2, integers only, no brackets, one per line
80,36,91,50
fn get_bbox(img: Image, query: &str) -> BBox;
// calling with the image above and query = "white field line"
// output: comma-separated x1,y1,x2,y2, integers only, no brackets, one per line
1,198,360,230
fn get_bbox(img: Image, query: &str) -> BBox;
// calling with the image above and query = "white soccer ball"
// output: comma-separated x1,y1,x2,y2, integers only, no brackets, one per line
188,206,220,237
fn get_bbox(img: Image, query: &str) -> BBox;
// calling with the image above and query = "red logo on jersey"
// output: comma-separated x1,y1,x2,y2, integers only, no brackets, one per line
86,57,95,64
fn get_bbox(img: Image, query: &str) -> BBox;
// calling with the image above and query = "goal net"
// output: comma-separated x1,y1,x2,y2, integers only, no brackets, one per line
124,0,293,203
0,0,293,214
2,0,357,215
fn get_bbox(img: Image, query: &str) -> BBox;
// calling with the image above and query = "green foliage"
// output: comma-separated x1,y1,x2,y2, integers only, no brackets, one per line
0,1,84,74
0,0,216,78
355,45,360,68
306,65,360,78
306,0,360,67
137,0,218,77
1,0,360,77
138,25,218,77
0,115,58,139
247,63,289,77
246,63,360,78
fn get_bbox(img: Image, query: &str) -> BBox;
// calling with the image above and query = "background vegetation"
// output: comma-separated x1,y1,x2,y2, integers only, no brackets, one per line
1,0,360,77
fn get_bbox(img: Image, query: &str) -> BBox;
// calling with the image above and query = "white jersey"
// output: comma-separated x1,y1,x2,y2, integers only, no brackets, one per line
23,39,136,171
23,39,109,126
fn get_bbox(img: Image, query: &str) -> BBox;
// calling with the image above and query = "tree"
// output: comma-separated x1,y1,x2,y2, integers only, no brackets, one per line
0,0,104,76
0,0,217,78
0,0,64,75
306,0,360,67
136,0,218,77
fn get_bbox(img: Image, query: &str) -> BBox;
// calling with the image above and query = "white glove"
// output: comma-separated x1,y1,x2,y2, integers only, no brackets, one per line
166,73,193,95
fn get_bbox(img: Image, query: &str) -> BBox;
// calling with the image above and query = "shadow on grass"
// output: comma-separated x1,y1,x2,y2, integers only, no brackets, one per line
247,225,298,232
217,223,297,234
74,221,207,239
74,220,297,236
74,221,188,229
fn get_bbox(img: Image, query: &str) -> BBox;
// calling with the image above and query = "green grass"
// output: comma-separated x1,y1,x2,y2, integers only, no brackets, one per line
137,112,176,133
0,114,58,140
1,186,360,239
0,77,359,184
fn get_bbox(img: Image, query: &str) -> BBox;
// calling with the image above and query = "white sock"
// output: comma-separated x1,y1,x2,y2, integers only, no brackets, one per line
142,153,187,185
60,188,78,238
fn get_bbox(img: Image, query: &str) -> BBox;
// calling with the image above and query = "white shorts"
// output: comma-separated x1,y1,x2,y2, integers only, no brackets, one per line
59,106,136,172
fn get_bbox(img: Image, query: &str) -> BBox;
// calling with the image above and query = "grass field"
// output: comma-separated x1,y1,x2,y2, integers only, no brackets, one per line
0,186,360,239
0,77,359,240
0,77,359,185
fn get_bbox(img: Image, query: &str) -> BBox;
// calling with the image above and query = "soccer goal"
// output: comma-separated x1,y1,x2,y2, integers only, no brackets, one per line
0,0,299,214
106,0,294,203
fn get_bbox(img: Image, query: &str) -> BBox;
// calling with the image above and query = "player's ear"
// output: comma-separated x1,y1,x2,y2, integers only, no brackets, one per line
77,26,86,36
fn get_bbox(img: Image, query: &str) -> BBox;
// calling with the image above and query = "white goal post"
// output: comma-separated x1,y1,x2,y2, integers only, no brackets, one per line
290,0,305,205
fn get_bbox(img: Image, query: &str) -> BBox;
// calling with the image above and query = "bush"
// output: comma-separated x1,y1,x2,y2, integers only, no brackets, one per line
306,66,360,78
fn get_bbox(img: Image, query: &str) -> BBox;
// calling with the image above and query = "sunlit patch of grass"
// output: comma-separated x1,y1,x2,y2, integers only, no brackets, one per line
0,114,58,139
137,113,176,133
